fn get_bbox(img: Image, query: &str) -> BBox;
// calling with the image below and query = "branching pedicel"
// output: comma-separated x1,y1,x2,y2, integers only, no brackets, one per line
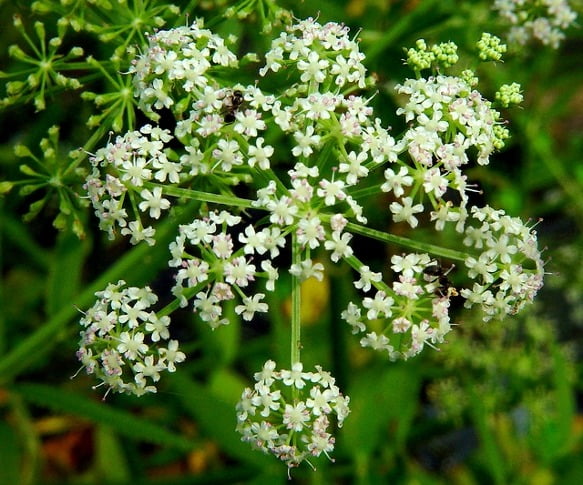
78,18,544,469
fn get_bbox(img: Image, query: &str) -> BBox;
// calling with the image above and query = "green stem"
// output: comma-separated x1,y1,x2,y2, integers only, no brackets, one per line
340,218,468,263
290,232,301,367
62,125,111,178
157,285,202,319
144,182,256,209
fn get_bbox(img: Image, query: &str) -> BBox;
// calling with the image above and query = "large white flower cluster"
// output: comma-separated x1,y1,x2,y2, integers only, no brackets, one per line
76,280,185,396
80,16,545,469
168,210,281,328
236,360,350,470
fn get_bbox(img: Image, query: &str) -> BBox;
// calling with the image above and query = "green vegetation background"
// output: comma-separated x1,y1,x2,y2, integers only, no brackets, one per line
1,0,582,484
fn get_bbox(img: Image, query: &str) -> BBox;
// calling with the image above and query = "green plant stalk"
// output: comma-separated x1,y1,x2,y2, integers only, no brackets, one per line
321,216,469,263
8,392,41,485
290,231,301,369
146,182,256,209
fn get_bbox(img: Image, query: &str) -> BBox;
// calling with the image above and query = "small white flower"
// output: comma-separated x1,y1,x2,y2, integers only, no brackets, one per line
234,109,266,137
362,291,394,320
235,294,268,321
290,259,325,282
247,137,273,170
224,256,256,287
297,50,329,83
390,197,424,228
354,265,382,292
239,225,267,255
133,355,165,384
267,196,298,226
423,167,449,198
261,260,279,291
341,302,365,334
281,362,310,389
292,125,321,158
317,179,346,205
283,401,310,431
117,331,148,360
138,187,170,219
339,150,369,185
145,315,171,342
297,216,325,249
330,214,348,233
209,233,234,259
392,317,411,333
324,231,354,262
159,340,186,372
254,360,278,385
360,332,393,353
213,139,243,171
381,166,413,197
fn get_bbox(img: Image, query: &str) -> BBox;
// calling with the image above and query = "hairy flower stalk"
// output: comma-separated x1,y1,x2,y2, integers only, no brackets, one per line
77,16,545,468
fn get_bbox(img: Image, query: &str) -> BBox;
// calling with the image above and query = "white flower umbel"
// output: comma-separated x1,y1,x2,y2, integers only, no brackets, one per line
170,210,279,328
76,280,185,397
80,15,547,470
85,125,173,244
130,20,238,120
342,253,455,360
493,0,577,48
459,206,544,321
236,360,350,470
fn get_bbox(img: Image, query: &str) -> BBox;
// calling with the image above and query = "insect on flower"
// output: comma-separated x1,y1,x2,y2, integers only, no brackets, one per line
423,261,458,298
222,89,244,123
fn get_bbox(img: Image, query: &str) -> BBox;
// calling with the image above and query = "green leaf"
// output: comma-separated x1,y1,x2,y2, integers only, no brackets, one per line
95,425,131,482
469,387,507,485
0,213,50,271
46,228,88,317
209,368,249,404
341,363,421,457
535,343,577,462
168,372,274,468
14,383,196,452
0,421,21,485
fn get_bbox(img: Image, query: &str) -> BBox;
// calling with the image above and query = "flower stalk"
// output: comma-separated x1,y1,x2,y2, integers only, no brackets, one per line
290,231,302,368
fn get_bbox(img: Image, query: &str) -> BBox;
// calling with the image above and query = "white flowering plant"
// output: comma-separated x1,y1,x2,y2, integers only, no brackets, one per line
75,15,546,468
2,0,580,482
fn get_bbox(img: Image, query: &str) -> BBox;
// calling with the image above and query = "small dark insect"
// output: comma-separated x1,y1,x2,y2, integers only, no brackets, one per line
423,262,458,298
222,89,244,123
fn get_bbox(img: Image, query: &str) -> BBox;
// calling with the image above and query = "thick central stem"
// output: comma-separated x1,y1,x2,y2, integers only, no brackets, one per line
290,231,301,366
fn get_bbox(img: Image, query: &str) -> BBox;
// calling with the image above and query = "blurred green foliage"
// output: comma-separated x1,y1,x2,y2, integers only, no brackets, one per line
1,0,582,483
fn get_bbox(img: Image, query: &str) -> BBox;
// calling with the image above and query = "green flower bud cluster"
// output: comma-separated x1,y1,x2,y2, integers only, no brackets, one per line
477,32,508,61
405,39,460,73
496,82,524,107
